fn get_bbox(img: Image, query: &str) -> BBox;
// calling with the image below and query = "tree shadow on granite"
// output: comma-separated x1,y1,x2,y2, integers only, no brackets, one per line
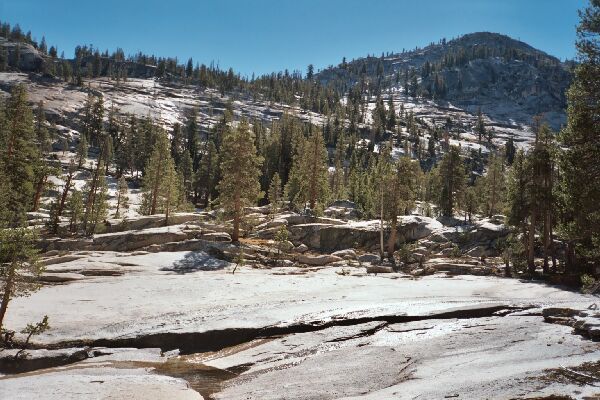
161,251,230,274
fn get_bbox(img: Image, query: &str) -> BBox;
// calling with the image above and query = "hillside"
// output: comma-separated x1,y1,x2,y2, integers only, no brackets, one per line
317,32,572,129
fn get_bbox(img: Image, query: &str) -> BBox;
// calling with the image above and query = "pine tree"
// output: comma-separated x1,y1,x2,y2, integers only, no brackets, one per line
31,158,55,212
483,154,506,217
83,162,109,235
476,109,486,143
505,150,533,272
179,149,193,202
49,160,76,233
67,189,84,233
531,123,557,273
331,136,347,201
114,175,129,218
436,146,466,217
464,186,478,223
384,156,420,258
76,134,88,168
558,0,600,273
268,172,283,214
286,128,329,211
185,109,200,170
195,139,219,207
140,130,180,224
217,119,263,242
505,137,516,165
34,101,50,153
0,227,42,335
0,85,37,227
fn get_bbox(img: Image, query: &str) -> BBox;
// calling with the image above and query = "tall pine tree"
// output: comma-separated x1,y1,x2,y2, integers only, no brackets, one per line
217,119,263,242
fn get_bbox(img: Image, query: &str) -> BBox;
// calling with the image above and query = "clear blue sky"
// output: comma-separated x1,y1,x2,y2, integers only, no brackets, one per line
0,0,587,77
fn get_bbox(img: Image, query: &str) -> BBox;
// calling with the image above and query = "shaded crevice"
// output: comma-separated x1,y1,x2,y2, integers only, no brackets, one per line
0,348,90,374
44,305,531,355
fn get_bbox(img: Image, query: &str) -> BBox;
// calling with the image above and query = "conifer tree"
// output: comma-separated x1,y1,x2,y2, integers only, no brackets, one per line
531,123,556,273
506,150,533,272
195,139,219,207
140,130,180,223
483,154,506,217
0,85,37,227
217,119,263,242
114,175,129,218
386,97,397,131
268,173,283,214
179,150,193,202
76,134,88,168
476,109,486,143
31,159,55,212
384,156,420,258
0,227,42,335
436,146,466,217
464,186,478,223
286,128,330,211
505,137,516,165
34,101,50,153
83,161,109,235
49,161,76,233
558,0,600,272
331,136,347,201
67,189,84,233
372,147,392,259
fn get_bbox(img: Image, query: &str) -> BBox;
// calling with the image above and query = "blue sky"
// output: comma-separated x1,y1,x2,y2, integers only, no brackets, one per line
0,0,587,77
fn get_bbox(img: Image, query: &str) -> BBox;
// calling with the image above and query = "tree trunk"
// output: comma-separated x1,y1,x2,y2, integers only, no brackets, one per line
550,219,557,272
543,210,550,274
527,212,536,274
387,216,397,261
82,159,102,235
232,193,241,243
31,175,47,212
115,192,121,218
489,170,497,218
57,171,73,217
566,241,575,274
150,158,162,215
309,143,318,210
0,266,15,335
379,182,385,261
164,183,171,226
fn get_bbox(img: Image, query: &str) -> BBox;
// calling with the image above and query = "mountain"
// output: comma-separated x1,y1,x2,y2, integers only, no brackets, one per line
0,29,571,151
317,32,572,129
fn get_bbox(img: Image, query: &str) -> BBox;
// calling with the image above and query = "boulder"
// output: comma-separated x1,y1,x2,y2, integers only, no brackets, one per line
255,226,284,240
366,265,394,274
40,255,86,266
92,225,197,252
0,348,89,374
38,238,94,252
358,253,380,264
295,254,343,266
294,244,309,253
324,200,360,220
423,259,492,276
332,249,357,260
316,216,441,252
0,38,45,72
104,213,199,233
38,272,85,283
466,245,493,258
279,240,295,252
200,232,232,242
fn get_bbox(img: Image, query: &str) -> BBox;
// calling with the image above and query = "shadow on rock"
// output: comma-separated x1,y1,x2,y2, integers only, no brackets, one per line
161,251,231,274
